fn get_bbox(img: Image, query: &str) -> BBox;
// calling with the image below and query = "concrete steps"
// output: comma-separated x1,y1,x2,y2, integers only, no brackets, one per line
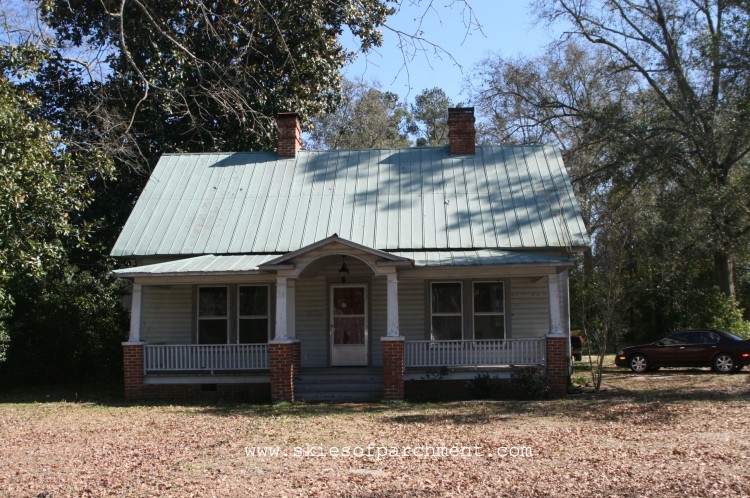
294,368,383,402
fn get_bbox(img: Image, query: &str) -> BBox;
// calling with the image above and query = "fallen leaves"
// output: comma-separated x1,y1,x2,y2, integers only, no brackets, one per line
0,371,749,496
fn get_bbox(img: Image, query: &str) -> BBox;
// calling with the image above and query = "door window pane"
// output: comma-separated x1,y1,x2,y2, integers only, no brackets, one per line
334,287,365,315
333,317,366,344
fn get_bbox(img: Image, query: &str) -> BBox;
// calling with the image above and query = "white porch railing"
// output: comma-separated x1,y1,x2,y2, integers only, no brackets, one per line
144,344,269,372
404,338,546,368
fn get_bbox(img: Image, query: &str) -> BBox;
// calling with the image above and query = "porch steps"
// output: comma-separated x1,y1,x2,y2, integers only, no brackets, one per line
294,368,383,402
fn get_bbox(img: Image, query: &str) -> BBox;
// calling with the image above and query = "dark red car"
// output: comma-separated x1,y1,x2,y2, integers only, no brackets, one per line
615,328,750,374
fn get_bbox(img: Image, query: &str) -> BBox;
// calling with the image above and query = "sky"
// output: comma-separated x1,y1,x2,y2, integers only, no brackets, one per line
342,0,563,105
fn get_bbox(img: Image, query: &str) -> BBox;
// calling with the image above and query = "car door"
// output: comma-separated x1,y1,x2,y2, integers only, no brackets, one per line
652,332,693,366
689,330,721,365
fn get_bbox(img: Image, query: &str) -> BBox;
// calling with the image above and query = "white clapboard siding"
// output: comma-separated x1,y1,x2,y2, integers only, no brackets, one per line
294,276,328,367
370,277,387,366
509,277,550,338
141,285,192,343
398,280,426,341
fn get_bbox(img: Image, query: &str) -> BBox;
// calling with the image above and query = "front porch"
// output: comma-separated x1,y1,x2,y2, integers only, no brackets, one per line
123,337,562,401
118,236,573,401
140,338,547,374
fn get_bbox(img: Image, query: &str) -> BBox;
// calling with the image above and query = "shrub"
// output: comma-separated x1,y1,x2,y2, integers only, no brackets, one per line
465,373,504,400
513,367,551,400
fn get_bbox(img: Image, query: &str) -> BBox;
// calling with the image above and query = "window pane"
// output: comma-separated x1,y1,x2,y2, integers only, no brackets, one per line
432,316,462,340
239,318,268,343
198,320,228,344
474,283,504,313
239,286,268,316
199,287,227,317
475,315,505,340
432,283,461,313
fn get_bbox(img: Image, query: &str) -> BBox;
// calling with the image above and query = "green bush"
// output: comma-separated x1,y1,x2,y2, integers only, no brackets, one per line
679,288,750,339
513,367,551,400
0,264,128,386
465,373,504,400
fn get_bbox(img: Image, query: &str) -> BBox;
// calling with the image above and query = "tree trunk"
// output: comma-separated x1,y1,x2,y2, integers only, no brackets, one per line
713,251,736,297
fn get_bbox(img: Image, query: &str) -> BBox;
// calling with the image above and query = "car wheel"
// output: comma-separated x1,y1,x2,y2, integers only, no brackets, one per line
712,353,735,374
629,354,649,373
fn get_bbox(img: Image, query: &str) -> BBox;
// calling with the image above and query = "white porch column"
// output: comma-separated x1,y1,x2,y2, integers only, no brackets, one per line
386,272,400,337
286,278,296,339
128,283,143,342
274,276,288,340
548,273,564,336
560,269,571,336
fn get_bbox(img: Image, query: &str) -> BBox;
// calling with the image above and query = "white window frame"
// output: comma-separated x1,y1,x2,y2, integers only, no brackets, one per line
430,281,463,341
472,281,506,341
197,286,229,344
237,285,271,344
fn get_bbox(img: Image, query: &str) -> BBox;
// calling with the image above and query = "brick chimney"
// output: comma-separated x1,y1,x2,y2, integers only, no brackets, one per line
448,107,476,155
277,112,302,158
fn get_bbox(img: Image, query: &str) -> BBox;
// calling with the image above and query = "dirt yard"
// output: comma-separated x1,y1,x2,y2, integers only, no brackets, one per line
1,361,749,497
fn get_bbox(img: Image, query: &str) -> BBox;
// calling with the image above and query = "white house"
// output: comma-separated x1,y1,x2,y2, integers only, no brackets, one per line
113,108,589,401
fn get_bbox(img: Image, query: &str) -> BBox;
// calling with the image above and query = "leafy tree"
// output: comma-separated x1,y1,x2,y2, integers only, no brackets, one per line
306,78,413,149
535,0,750,297
2,264,128,385
36,0,394,166
0,66,112,363
411,87,452,146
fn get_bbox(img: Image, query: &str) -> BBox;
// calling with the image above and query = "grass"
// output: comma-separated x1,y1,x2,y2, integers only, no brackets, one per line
1,364,749,497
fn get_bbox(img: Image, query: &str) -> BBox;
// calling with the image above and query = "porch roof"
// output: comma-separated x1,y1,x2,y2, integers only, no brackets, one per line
113,254,277,277
113,250,572,278
390,250,572,267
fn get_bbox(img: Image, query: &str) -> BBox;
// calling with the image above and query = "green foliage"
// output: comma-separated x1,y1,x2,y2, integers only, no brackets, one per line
676,289,750,339
411,87,452,146
0,71,110,360
464,373,504,400
0,264,128,386
307,78,413,150
37,0,394,161
512,367,550,400
475,2,750,390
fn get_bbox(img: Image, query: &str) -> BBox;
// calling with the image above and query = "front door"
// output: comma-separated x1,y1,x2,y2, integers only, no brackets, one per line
330,285,368,366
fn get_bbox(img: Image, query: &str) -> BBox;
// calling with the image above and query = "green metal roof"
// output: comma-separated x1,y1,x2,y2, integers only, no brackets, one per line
113,254,277,277
114,250,571,278
111,146,589,257
390,250,572,267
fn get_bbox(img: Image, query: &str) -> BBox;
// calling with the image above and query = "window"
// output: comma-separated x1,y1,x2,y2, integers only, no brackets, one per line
238,286,270,343
431,282,462,340
198,287,228,344
473,282,505,340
